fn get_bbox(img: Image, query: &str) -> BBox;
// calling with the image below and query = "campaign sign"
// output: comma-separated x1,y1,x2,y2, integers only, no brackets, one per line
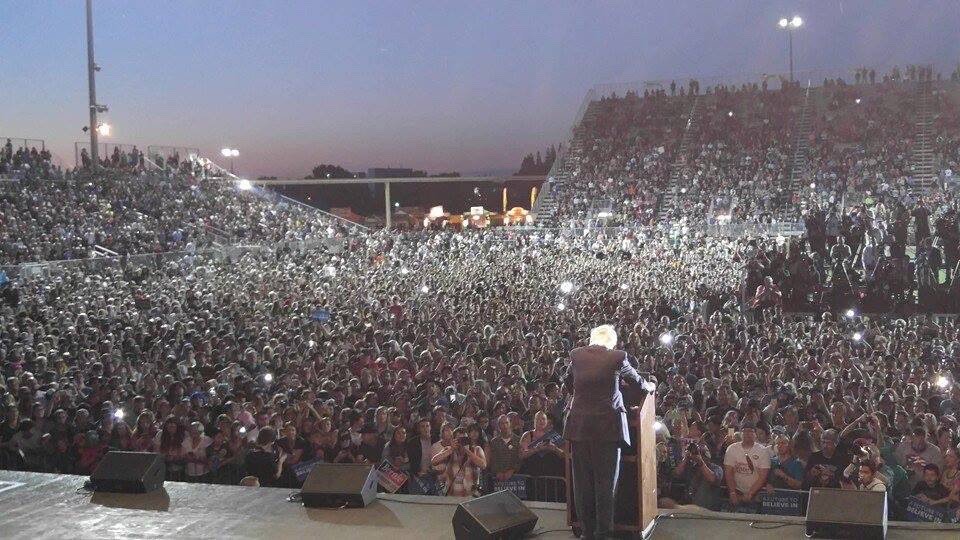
493,474,529,500
528,431,563,450
377,459,409,493
292,458,324,483
904,496,957,523
408,474,442,496
758,489,808,516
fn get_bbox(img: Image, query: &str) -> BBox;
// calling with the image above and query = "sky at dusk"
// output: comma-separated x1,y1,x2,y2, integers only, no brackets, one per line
3,1,960,178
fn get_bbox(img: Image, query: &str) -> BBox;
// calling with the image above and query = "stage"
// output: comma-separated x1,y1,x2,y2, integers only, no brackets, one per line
645,508,960,539
0,471,571,539
3,471,960,539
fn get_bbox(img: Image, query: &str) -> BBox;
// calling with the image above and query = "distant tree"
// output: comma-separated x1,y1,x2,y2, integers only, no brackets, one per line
307,164,354,179
516,144,559,175
430,171,461,177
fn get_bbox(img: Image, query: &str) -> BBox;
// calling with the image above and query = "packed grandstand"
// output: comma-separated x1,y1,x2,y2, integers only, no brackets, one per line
3,63,960,523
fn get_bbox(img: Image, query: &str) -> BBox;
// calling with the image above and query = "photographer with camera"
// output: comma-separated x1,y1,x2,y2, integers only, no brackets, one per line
660,440,724,510
431,426,486,496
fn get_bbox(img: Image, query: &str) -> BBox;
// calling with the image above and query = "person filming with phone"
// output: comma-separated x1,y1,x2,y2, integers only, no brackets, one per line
431,426,486,496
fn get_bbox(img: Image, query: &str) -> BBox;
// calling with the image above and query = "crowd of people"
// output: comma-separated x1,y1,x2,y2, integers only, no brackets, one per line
0,165,349,266
548,66,960,229
0,214,957,519
1,140,61,181
2,64,960,526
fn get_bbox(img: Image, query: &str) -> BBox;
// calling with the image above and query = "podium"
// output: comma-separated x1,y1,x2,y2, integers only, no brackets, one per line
565,392,657,536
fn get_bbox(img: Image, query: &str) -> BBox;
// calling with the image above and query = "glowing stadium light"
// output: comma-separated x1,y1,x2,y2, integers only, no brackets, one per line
852,332,863,342
659,332,673,346
556,302,566,311
791,16,803,28
264,373,274,383
113,409,124,420
559,281,574,294
855,98,861,104
845,308,856,318
237,178,253,191
96,122,112,136
680,187,687,194
727,111,734,117
809,182,816,189
221,147,240,158
778,18,789,28
937,375,950,389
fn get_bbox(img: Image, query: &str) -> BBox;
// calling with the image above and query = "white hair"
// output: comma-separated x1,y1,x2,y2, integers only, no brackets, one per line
589,324,618,349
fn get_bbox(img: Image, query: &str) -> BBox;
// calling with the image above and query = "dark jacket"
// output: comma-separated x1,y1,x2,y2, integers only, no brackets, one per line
563,345,643,445
405,434,437,475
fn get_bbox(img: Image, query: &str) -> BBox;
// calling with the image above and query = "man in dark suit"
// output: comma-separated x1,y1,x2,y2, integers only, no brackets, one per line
564,325,648,539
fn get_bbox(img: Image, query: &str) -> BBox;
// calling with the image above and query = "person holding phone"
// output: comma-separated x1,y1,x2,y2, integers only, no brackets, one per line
432,427,486,496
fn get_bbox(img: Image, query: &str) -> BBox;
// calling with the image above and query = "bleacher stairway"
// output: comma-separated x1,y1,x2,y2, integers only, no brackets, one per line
656,96,701,220
533,101,601,227
911,78,937,196
783,85,813,221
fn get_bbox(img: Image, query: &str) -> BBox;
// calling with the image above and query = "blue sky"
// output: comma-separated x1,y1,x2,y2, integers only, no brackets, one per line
2,1,959,177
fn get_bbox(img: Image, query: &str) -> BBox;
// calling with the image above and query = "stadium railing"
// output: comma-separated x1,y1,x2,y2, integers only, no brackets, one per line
1,137,45,151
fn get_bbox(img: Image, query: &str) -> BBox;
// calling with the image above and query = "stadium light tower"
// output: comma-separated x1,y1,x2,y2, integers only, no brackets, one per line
221,147,240,174
778,15,803,82
85,0,109,169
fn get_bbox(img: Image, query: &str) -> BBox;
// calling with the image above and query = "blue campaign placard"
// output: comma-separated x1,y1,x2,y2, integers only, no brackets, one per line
904,496,957,523
493,474,529,500
758,489,808,516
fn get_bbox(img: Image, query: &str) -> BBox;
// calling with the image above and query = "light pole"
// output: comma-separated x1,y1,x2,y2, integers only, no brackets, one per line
777,16,803,82
221,147,239,174
85,0,109,168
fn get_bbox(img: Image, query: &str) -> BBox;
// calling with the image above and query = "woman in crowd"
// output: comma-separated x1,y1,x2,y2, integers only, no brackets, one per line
432,427,487,497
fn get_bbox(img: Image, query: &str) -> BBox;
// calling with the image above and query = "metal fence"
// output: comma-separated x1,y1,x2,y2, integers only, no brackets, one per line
590,66,880,99
74,142,143,167
1,137,45,151
147,145,200,167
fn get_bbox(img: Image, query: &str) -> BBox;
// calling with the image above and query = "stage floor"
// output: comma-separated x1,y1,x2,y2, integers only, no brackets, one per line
647,508,960,539
0,471,572,539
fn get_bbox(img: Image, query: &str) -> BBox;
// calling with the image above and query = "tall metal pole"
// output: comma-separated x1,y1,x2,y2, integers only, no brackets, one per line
788,30,794,82
384,181,392,229
85,0,99,168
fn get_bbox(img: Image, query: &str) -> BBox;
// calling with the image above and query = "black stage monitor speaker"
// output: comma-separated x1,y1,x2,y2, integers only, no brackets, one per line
805,487,887,539
452,490,539,540
90,451,165,493
301,463,378,508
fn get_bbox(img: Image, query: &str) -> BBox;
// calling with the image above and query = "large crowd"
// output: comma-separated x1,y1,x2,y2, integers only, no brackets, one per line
0,159,350,266
550,66,960,228
2,64,960,526
0,214,958,519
